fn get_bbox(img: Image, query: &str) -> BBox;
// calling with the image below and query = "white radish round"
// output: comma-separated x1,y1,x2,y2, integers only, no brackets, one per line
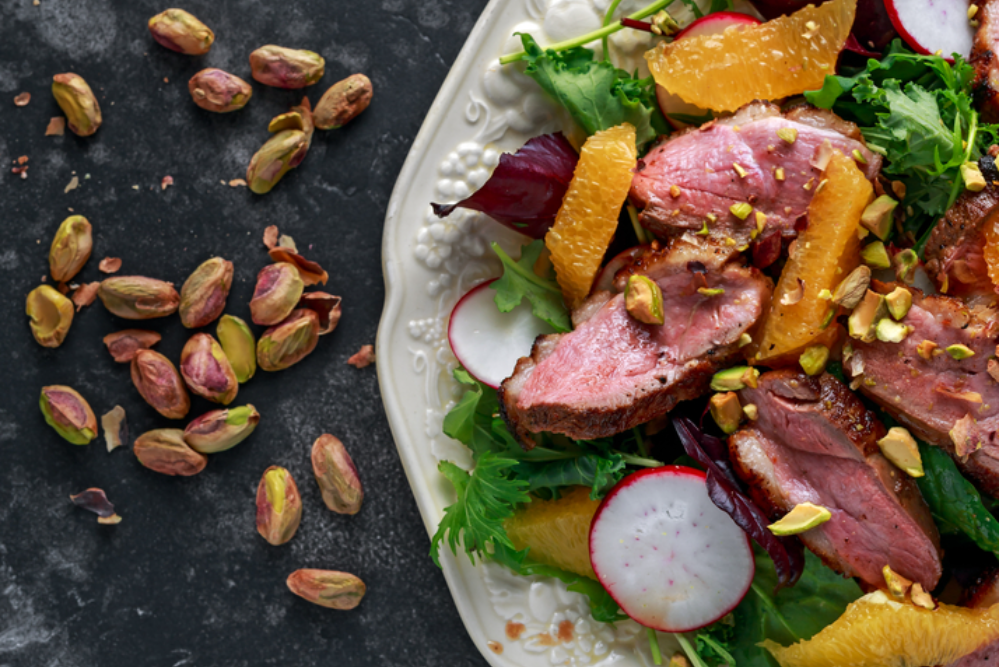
589,466,754,632
884,0,974,61
448,278,555,389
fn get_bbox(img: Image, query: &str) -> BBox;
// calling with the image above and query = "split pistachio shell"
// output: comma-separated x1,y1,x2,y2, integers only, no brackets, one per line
51,73,101,136
179,333,238,405
250,263,304,325
298,292,342,335
101,405,128,452
216,315,256,382
26,285,74,348
131,349,190,419
246,129,309,194
313,73,372,130
257,308,320,371
98,276,180,319
256,466,302,545
831,265,871,310
184,404,259,453
311,434,363,514
249,45,325,89
286,569,366,610
48,215,93,283
179,257,233,328
134,428,207,476
148,9,214,55
188,68,252,112
40,385,97,445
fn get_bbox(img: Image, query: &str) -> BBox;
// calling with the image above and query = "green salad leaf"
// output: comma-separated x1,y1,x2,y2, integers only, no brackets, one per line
915,442,999,556
503,551,627,623
514,451,626,500
491,241,571,333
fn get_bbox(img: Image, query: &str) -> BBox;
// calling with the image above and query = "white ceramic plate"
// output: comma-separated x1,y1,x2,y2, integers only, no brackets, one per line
377,1,724,664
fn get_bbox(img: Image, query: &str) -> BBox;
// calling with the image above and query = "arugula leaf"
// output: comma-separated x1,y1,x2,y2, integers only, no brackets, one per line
491,241,571,333
514,452,626,500
430,453,530,566
915,443,999,556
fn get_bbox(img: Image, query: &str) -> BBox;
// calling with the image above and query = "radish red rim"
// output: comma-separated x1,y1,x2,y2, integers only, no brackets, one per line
883,0,973,62
673,11,761,40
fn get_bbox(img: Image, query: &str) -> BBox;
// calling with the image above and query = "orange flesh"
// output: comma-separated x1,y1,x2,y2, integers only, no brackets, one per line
505,486,599,579
645,0,857,113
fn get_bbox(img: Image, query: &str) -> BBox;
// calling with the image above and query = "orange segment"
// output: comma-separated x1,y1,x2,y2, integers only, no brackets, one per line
546,123,636,309
985,212,998,286
505,486,600,579
762,591,999,667
645,0,856,113
755,150,872,363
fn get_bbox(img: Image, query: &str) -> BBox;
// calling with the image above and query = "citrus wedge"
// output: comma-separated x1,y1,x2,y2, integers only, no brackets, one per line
763,591,999,667
505,485,600,579
755,150,872,363
546,123,636,310
645,0,857,113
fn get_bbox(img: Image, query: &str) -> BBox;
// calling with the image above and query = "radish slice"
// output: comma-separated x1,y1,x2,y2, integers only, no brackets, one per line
589,466,754,632
592,246,646,294
448,279,555,389
884,0,974,60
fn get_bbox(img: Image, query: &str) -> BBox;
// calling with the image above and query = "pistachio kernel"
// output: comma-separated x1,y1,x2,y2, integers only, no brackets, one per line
26,284,74,348
776,127,798,144
946,344,975,360
848,290,887,342
877,427,924,477
729,202,752,220
311,434,364,514
40,385,97,445
313,73,374,130
860,195,898,240
216,315,257,383
134,428,207,476
131,349,191,419
148,9,214,55
882,565,913,598
51,73,102,136
286,569,366,610
256,309,321,372
709,392,742,435
179,333,239,405
959,162,987,192
256,466,303,545
892,249,919,284
711,366,756,392
625,275,664,326
179,257,233,328
184,404,260,454
832,265,871,309
742,403,758,420
885,286,912,320
799,345,829,376
876,318,911,343
48,215,93,283
249,45,325,89
767,502,832,535
860,241,891,269
916,339,938,360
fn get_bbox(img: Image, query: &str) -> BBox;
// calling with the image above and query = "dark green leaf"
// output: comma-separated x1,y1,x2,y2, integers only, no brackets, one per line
513,452,626,500
491,240,571,333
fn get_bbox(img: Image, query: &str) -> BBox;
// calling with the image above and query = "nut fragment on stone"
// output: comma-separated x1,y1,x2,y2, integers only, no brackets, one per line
257,309,320,371
249,45,325,89
101,405,128,452
98,257,122,273
179,333,239,405
103,329,161,363
98,276,180,319
26,284,74,348
311,434,363,514
45,117,66,136
183,404,259,453
148,8,214,55
256,466,302,545
51,73,102,136
188,68,252,113
49,214,92,283
263,225,279,249
298,292,342,335
134,428,207,476
216,315,256,383
178,257,233,328
14,92,30,107
250,263,304,325
268,247,327,285
347,344,375,368
286,569,366,610
313,73,372,130
70,281,100,311
40,385,97,445
131,349,190,419
70,488,121,524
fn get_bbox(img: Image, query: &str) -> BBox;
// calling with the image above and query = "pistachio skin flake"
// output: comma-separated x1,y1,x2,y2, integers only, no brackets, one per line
98,276,180,320
188,69,252,113
249,263,304,326
26,285,74,348
69,488,121,524
179,257,233,328
131,350,191,419
134,428,207,476
256,466,302,546
184,404,260,454
298,293,342,335
51,73,101,136
257,309,321,372
48,215,93,283
102,329,162,363
148,9,214,55
311,434,363,515
216,315,257,383
286,569,366,610
249,45,325,89
180,333,239,405
313,73,373,130
40,385,97,445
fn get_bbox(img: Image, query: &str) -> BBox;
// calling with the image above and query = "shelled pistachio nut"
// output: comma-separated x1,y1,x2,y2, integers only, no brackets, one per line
249,45,324,89
148,9,214,55
311,434,363,514
313,74,372,130
257,308,320,371
98,276,179,319
179,257,233,328
256,466,302,545
131,349,190,419
51,73,101,136
40,385,97,445
246,129,309,195
188,68,252,113
249,263,304,325
134,428,207,476
48,215,93,283
26,285,74,348
179,333,238,405
286,569,366,610
216,315,256,383
184,404,259,453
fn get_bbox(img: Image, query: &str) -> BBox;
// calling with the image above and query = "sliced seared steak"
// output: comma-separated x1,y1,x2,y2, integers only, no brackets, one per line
499,242,770,445
729,370,942,591
630,102,881,246
847,283,999,497
971,0,999,123
924,149,998,305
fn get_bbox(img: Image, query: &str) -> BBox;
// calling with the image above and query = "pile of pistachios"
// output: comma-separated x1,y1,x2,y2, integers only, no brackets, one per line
26,6,379,612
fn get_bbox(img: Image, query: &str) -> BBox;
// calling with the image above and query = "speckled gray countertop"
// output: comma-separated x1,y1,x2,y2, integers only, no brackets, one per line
0,1,490,664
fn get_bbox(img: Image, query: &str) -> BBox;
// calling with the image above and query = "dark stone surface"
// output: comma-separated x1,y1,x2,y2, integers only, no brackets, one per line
0,1,489,664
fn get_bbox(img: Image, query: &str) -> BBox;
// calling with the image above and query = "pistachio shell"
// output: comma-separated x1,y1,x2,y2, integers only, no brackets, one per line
98,276,180,319
147,9,214,55
131,350,190,419
256,309,320,371
40,385,97,445
26,285,74,348
216,315,256,382
249,45,325,89
134,428,207,476
298,293,341,335
179,257,233,328
179,333,239,405
51,73,101,136
48,215,93,283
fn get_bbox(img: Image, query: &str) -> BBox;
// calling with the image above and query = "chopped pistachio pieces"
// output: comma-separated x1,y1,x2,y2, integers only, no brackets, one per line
946,344,975,360
877,426,924,477
861,240,891,269
625,275,665,326
776,127,798,144
848,290,887,342
799,345,829,376
775,167,785,181
709,392,742,435
729,202,752,220
711,366,756,392
732,162,748,178
960,162,987,192
742,403,758,420
755,211,767,232
860,195,898,240
738,333,752,348
851,149,867,164
893,248,919,284
882,565,913,598
916,339,938,359
885,286,912,320
876,318,911,343
696,221,710,236
697,287,725,297
910,583,936,610
768,502,832,535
